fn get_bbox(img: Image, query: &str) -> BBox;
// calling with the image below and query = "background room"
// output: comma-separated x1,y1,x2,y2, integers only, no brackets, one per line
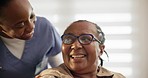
30,0,148,78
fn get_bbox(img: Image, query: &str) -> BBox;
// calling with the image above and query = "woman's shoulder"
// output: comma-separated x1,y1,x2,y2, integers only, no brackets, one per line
98,66,126,78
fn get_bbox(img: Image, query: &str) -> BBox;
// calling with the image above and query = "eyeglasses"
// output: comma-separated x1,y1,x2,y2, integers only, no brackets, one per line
61,34,101,45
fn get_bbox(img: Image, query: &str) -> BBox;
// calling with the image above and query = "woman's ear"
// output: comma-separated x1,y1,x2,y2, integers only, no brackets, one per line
99,44,105,55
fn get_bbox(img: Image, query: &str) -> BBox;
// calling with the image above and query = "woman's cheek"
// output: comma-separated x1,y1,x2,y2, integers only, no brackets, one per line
62,44,70,53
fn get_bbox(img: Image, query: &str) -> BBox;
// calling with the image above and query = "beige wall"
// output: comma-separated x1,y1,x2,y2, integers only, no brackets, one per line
132,0,148,78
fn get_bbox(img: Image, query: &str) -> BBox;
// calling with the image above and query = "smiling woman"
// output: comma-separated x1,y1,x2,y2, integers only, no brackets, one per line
36,20,125,78
0,0,35,40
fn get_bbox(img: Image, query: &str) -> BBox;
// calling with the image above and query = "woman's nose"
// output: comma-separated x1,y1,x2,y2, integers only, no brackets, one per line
71,39,82,49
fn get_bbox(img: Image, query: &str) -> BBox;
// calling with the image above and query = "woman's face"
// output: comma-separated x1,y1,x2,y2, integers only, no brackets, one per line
0,0,36,40
62,22,104,74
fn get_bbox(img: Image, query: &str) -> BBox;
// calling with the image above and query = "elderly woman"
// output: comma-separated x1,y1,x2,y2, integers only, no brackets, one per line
36,20,126,78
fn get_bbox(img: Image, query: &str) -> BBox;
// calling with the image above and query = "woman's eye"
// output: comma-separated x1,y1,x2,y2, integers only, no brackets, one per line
15,22,25,28
30,14,35,19
30,14,36,23
81,37,91,42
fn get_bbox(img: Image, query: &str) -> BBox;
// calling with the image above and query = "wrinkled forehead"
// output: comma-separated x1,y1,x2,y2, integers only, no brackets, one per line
64,21,97,35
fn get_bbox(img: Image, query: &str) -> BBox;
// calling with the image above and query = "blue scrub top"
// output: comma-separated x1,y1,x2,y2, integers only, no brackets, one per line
0,16,62,78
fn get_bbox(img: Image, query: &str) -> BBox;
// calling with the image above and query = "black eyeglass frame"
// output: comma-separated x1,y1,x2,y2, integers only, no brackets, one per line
61,34,101,45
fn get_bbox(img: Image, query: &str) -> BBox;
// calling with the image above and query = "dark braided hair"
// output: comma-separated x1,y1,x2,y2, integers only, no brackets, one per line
94,22,109,66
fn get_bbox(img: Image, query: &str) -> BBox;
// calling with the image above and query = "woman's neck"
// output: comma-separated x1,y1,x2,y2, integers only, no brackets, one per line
73,73,98,78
